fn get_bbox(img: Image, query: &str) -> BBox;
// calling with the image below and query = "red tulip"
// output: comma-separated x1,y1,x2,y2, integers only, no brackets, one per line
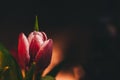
18,31,53,72
28,31,47,61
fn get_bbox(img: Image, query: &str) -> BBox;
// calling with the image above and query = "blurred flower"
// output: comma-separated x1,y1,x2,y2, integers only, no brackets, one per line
55,65,85,80
18,31,53,73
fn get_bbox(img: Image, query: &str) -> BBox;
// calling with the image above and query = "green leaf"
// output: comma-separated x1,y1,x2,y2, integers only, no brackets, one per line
34,16,39,31
0,44,23,80
40,75,55,80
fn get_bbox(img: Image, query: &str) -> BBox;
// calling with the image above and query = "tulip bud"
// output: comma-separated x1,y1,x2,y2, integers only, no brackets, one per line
18,33,30,70
28,31,47,61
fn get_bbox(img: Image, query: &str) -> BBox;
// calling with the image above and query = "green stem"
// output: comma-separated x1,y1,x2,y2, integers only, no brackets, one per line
25,63,36,80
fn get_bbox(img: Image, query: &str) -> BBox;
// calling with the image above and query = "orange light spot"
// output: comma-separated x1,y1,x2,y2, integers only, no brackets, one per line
56,65,85,80
21,69,25,78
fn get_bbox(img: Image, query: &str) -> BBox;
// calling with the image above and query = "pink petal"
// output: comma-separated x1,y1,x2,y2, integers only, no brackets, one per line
28,31,35,44
28,31,46,44
18,33,30,69
29,35,44,61
41,32,47,41
35,39,53,72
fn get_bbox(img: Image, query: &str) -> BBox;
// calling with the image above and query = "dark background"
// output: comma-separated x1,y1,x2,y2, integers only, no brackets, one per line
0,0,120,80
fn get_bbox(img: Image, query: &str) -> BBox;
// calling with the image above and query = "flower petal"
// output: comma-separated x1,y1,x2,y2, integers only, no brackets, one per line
35,39,53,72
18,33,30,69
28,31,46,44
41,32,47,41
29,35,44,61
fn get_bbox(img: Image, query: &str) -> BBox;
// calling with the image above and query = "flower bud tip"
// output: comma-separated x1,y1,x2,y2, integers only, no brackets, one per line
34,16,39,31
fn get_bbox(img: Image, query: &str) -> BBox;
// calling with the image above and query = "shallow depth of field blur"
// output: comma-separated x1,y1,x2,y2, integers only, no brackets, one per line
0,0,120,80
